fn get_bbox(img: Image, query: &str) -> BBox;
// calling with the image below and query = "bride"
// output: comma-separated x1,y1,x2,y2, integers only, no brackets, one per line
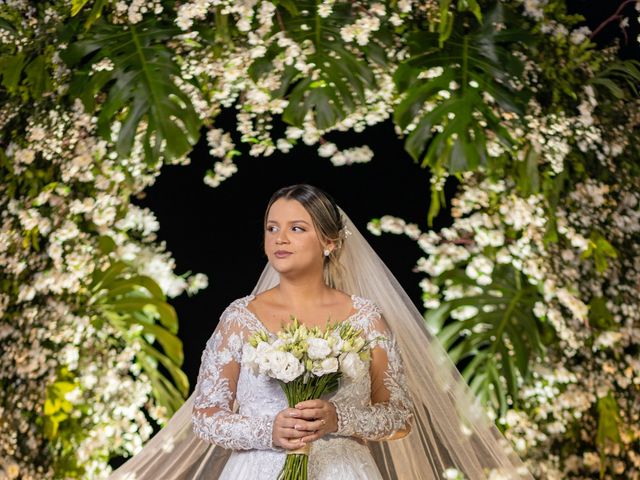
109,184,533,480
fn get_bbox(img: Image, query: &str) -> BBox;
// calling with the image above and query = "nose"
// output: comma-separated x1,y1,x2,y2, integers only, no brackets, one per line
275,229,289,244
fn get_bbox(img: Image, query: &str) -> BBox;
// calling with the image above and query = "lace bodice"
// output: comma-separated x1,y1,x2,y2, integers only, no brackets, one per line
191,294,414,453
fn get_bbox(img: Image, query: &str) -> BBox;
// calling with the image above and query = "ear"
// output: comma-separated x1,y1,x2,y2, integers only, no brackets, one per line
324,239,336,253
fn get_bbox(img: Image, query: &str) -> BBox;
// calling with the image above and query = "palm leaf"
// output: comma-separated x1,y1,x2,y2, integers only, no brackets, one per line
89,256,187,415
424,265,547,415
591,59,640,98
394,4,533,179
249,1,388,130
61,19,201,164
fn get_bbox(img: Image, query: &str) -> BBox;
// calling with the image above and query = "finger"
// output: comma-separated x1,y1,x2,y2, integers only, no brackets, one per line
295,408,323,420
284,408,303,418
295,399,324,409
292,420,318,432
279,437,307,450
275,418,317,436
279,428,308,439
299,430,323,443
276,417,304,429
308,418,326,431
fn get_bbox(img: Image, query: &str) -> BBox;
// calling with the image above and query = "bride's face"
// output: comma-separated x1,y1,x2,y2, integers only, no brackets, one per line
264,198,328,276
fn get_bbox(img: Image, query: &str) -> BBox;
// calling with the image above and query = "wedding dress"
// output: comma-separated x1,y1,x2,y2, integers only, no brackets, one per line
191,294,412,479
109,207,533,480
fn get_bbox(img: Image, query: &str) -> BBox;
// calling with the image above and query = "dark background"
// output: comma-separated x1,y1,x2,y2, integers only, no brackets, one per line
133,2,640,396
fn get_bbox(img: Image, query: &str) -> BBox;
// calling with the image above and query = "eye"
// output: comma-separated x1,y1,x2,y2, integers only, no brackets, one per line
292,226,305,232
266,225,278,232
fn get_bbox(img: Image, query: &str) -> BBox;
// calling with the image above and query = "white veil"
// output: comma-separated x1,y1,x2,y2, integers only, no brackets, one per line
109,208,533,480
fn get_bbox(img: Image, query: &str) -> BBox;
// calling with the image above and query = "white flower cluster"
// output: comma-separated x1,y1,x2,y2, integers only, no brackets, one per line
243,319,372,383
372,171,640,478
113,0,163,24
0,98,207,475
318,143,374,167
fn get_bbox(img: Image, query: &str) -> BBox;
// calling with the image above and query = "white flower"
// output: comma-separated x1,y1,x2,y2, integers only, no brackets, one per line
442,468,466,480
312,357,339,376
268,350,304,382
14,148,36,165
340,351,367,379
306,338,331,360
318,142,338,157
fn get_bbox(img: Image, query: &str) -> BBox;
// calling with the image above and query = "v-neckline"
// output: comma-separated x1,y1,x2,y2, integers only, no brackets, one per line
242,293,361,337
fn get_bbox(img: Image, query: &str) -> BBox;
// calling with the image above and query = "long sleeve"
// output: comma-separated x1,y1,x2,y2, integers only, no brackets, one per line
191,305,277,450
331,309,414,441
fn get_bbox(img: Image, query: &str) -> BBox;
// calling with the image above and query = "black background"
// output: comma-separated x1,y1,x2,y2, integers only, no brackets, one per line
133,2,640,395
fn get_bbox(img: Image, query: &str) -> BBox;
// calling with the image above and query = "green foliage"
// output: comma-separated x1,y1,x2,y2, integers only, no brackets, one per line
581,231,618,274
62,19,201,164
425,265,547,417
596,391,623,480
249,1,384,130
591,59,640,99
88,254,189,415
0,17,54,102
71,0,109,29
394,4,532,221
43,380,76,440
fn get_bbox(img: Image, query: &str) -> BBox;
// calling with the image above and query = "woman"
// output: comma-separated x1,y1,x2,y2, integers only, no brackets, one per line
190,185,413,478
109,184,533,480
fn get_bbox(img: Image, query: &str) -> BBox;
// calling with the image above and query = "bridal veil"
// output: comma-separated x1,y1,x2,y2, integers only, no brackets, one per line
109,208,533,480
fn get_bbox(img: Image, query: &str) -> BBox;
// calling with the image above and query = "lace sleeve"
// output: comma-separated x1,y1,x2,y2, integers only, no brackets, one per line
191,303,277,450
331,306,414,441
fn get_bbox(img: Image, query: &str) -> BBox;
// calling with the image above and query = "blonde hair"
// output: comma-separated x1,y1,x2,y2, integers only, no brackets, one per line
264,184,347,289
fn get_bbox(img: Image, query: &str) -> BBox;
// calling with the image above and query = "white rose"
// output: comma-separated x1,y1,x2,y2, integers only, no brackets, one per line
340,352,367,380
306,337,331,360
311,357,339,376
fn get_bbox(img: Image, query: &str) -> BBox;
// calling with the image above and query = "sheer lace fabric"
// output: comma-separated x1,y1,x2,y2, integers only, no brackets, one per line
109,208,533,480
191,294,413,478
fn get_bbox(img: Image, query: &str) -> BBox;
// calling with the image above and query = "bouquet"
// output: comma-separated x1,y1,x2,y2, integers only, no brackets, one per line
242,317,376,480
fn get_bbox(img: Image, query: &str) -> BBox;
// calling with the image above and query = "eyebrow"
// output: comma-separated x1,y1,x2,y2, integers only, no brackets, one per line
266,219,311,225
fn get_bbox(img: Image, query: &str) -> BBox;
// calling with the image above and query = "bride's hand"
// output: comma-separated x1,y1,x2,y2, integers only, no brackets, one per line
272,407,322,450
292,399,338,443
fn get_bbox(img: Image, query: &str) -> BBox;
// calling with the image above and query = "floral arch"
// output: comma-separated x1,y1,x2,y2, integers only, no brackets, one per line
0,1,639,478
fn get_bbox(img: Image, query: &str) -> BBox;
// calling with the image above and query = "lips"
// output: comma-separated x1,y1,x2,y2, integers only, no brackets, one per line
274,250,293,258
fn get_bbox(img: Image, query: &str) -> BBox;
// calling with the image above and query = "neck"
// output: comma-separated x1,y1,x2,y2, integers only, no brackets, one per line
274,274,331,308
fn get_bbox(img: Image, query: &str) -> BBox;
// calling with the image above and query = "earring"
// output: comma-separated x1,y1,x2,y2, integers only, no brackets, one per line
323,249,330,257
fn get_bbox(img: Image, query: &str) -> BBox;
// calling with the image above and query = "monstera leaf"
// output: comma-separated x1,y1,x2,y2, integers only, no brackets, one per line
249,1,388,130
394,4,532,175
590,59,640,99
62,19,201,164
425,265,547,417
89,251,188,415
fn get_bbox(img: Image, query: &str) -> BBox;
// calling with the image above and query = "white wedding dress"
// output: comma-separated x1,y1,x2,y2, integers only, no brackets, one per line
191,294,414,480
